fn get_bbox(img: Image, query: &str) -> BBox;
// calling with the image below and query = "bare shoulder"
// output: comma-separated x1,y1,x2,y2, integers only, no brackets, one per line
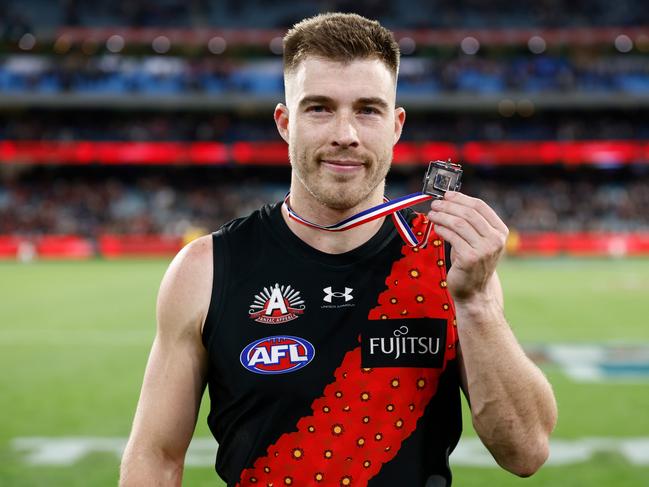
157,235,214,339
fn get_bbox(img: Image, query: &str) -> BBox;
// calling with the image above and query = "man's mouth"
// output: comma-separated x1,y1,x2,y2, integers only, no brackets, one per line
321,159,365,172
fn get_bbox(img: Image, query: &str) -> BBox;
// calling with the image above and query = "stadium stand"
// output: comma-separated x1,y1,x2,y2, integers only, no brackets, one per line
1,0,648,257
1,168,647,235
2,0,648,29
2,52,649,97
2,110,649,142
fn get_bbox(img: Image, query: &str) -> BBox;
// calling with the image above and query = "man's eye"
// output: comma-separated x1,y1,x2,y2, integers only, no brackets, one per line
308,105,327,112
360,107,380,115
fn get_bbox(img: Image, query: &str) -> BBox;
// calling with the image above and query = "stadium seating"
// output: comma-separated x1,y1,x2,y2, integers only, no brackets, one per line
1,0,648,257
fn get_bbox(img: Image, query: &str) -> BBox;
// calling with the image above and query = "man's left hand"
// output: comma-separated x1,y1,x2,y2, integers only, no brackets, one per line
426,191,509,303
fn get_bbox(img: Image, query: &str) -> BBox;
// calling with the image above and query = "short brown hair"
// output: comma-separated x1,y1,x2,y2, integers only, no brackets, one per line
283,12,400,78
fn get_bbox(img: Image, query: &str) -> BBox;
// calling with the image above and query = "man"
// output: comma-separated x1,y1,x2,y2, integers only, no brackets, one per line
120,12,557,487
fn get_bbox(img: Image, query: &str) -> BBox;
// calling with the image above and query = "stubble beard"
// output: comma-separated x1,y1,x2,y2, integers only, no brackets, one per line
290,147,391,211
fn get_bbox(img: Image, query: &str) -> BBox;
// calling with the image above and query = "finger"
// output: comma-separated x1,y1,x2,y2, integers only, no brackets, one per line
427,209,483,248
429,198,493,238
431,223,476,262
444,192,509,235
435,223,503,279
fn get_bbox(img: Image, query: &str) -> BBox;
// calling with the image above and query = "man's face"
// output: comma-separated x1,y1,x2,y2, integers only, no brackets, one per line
275,56,405,210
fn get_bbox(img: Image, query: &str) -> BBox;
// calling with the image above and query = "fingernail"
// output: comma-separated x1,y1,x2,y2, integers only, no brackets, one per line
431,199,442,208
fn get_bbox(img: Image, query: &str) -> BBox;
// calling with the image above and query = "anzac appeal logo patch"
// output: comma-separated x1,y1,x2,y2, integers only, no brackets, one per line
249,283,306,324
240,336,315,375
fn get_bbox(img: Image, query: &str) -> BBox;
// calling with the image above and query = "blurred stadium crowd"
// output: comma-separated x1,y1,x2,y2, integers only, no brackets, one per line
2,171,648,237
1,0,647,30
0,172,280,237
2,111,648,142
1,0,648,248
2,52,649,96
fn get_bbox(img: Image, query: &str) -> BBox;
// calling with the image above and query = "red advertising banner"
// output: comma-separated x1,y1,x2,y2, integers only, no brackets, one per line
98,234,183,258
1,140,648,166
508,232,649,257
2,233,649,260
231,142,288,165
0,235,94,260
0,141,229,165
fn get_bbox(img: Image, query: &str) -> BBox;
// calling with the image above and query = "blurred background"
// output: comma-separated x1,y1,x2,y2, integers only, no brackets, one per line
0,1,648,486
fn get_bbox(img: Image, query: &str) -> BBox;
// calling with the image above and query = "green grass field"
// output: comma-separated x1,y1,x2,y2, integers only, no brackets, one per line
1,258,649,486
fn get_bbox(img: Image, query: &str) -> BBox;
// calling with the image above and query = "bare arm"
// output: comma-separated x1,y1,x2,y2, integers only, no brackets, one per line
427,192,557,477
455,274,556,476
120,236,213,486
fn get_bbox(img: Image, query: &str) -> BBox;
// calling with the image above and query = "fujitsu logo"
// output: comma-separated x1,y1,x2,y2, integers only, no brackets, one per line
361,319,446,368
249,283,305,324
323,286,353,303
368,325,440,360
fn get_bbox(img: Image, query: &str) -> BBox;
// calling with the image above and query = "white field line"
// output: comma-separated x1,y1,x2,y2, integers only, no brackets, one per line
10,436,649,467
539,343,649,382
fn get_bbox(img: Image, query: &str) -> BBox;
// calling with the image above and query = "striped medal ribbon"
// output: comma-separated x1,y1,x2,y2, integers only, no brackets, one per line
282,192,435,248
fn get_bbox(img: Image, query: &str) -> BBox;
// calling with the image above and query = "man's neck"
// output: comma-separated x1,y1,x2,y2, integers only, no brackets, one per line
281,182,386,255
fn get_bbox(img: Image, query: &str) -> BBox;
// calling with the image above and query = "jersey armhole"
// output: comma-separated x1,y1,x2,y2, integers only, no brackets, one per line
444,241,452,273
201,229,230,349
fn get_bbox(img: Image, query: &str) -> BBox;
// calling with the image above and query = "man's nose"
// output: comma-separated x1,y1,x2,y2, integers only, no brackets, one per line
331,113,359,148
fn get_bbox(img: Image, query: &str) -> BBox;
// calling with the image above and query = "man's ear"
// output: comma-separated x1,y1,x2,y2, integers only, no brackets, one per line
274,103,290,143
393,106,406,145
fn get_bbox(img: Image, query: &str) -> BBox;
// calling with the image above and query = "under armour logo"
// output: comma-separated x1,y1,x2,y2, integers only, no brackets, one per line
323,286,354,303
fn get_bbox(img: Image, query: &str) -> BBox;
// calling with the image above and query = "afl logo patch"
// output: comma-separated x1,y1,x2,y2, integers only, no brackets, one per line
240,336,315,375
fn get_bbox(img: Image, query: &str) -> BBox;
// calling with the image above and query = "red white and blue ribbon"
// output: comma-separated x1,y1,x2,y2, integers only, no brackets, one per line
283,192,435,248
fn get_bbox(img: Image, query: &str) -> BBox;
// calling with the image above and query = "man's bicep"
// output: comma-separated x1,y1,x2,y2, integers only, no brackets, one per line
129,333,207,460
126,236,213,462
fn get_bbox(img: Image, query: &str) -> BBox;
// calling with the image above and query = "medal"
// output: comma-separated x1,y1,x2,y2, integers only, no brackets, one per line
284,160,462,249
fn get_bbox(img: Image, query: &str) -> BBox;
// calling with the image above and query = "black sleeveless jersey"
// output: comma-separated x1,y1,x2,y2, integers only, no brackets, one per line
202,202,462,487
